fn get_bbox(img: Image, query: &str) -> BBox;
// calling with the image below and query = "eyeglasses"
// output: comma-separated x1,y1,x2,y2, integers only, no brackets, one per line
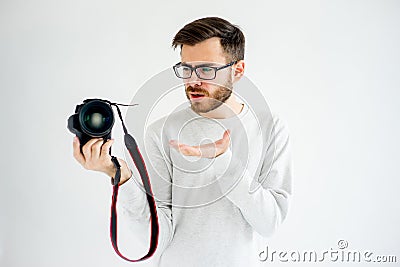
173,61,237,80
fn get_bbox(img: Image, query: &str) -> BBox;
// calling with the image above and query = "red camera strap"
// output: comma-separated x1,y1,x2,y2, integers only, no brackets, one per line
109,104,159,262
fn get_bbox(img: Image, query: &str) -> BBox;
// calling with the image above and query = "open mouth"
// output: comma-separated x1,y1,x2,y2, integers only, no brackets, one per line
190,93,206,100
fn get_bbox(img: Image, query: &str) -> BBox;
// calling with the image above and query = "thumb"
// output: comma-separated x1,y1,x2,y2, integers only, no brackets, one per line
223,129,231,140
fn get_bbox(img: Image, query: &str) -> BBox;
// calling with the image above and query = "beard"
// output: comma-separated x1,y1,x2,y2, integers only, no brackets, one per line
185,78,233,114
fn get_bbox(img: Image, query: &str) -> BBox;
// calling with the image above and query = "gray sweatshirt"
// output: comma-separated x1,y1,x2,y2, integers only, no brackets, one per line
116,103,293,267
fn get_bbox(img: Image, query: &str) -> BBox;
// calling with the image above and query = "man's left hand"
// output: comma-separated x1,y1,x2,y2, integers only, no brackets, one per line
169,130,231,158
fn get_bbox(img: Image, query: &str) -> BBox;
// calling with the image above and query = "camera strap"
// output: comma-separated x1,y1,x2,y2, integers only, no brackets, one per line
108,103,159,262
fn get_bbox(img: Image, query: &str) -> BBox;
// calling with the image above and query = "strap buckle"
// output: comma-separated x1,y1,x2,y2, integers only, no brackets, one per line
110,156,121,186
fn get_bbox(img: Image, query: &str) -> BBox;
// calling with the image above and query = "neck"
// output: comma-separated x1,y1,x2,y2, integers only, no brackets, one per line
198,94,244,119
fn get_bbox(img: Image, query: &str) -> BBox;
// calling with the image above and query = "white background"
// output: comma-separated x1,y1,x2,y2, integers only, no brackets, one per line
1,0,399,266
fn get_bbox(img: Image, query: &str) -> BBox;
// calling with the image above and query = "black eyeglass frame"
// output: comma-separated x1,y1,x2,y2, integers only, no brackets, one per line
173,61,238,80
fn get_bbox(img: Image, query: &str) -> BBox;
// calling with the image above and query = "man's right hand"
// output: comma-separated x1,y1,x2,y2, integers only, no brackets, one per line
72,136,132,185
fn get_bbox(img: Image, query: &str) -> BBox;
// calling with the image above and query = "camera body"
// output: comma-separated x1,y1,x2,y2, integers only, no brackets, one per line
67,99,115,149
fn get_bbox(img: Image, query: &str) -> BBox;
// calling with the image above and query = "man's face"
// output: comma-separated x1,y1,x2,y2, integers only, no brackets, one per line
181,37,234,114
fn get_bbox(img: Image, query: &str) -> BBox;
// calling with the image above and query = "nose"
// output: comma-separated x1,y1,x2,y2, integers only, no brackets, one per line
185,72,202,87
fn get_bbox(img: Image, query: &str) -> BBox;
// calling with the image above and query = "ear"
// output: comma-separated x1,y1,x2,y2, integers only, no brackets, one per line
233,60,245,82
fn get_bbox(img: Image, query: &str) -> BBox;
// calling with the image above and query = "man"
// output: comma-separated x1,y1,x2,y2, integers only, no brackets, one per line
73,17,292,266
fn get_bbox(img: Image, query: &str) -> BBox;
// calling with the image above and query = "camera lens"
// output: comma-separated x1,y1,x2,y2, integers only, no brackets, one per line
84,112,106,129
79,100,114,137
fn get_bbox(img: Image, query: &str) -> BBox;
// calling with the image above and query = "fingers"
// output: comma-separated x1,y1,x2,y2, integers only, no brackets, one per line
73,136,85,165
91,138,109,161
81,138,103,162
100,139,114,158
169,140,201,156
220,130,231,154
171,140,215,157
169,129,231,158
72,137,117,176
215,129,231,146
180,144,201,156
222,129,231,147
223,129,231,139
222,129,231,143
210,129,231,157
73,137,113,165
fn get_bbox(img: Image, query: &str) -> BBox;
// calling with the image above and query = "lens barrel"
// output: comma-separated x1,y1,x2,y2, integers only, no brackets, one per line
78,99,115,137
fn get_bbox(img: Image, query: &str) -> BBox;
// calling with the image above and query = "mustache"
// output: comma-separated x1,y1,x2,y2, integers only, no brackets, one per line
186,86,209,96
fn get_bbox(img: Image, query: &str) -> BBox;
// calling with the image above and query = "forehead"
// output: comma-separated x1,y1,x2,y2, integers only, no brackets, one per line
181,37,227,64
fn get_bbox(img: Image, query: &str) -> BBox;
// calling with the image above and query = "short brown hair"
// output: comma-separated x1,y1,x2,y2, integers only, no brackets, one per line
172,17,245,62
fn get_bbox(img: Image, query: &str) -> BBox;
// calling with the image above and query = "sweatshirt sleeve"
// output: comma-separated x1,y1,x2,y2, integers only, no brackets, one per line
116,124,174,257
213,114,293,238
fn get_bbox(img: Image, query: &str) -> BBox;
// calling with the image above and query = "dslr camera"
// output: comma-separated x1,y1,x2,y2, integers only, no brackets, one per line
67,99,115,149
